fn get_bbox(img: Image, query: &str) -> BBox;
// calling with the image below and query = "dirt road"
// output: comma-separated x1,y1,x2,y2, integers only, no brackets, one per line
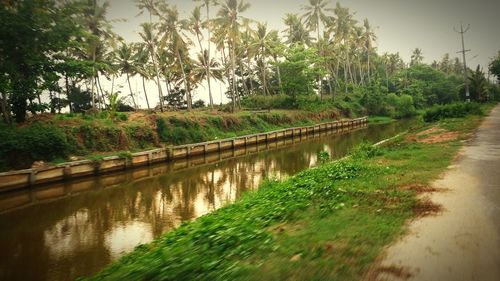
375,105,500,281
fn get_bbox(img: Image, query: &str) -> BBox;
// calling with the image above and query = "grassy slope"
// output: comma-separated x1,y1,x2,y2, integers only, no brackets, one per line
0,108,344,171
83,112,487,281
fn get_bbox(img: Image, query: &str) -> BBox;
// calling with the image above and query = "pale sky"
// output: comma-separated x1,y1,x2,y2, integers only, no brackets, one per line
104,0,500,107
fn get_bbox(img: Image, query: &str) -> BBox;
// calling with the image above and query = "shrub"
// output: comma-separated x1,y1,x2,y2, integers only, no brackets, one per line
350,142,382,160
0,124,72,169
241,94,296,109
423,102,483,122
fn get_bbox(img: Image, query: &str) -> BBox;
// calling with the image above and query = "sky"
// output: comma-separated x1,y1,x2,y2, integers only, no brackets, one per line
104,0,500,107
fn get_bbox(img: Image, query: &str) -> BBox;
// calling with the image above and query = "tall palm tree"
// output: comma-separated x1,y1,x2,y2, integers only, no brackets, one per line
139,22,164,111
135,45,152,110
216,0,251,110
410,48,423,66
362,18,376,84
194,0,219,108
80,0,116,111
332,2,356,92
116,43,138,110
302,0,332,99
283,13,311,46
251,23,275,96
159,6,193,110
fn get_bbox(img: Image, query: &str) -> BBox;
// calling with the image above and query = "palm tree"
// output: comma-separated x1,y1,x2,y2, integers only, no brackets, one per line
135,45,152,110
362,19,376,84
251,23,276,96
469,65,489,102
159,6,193,110
410,48,424,66
194,0,219,108
139,22,164,111
216,0,251,110
283,13,312,46
80,0,116,111
116,43,138,110
302,0,332,99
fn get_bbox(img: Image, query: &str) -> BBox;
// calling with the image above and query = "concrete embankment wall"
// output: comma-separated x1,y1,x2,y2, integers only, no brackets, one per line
0,117,367,191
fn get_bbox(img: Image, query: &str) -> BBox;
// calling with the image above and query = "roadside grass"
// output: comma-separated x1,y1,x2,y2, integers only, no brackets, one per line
83,109,487,281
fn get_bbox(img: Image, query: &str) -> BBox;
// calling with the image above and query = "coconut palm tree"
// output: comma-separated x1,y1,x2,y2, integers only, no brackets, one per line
362,18,376,84
116,43,138,110
302,0,332,99
251,23,276,96
135,45,152,110
215,0,251,110
410,48,424,66
194,0,219,108
159,6,193,110
332,2,357,92
79,0,117,111
283,13,312,46
138,22,164,111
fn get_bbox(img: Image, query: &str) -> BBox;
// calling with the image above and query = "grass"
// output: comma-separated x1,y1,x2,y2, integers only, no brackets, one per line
83,109,488,281
367,116,395,124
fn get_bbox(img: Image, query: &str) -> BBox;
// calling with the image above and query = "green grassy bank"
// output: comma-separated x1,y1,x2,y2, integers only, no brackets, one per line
0,109,344,171
83,106,490,281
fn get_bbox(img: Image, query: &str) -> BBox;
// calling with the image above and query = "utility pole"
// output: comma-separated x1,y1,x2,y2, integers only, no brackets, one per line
454,23,471,102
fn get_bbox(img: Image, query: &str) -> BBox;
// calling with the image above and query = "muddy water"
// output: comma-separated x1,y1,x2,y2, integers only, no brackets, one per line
0,120,415,281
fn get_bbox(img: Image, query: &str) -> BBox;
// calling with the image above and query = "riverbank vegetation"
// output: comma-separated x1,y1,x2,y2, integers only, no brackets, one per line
1,0,499,170
84,105,491,281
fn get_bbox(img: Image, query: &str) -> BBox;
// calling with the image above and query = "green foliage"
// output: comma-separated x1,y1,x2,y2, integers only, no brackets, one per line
317,151,330,163
423,102,484,122
278,44,324,98
350,143,382,160
0,124,72,169
156,118,204,145
394,64,461,108
68,86,92,113
386,93,417,119
489,55,500,83
241,95,296,109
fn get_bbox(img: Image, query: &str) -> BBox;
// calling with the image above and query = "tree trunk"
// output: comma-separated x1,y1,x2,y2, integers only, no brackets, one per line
126,73,138,110
142,76,151,110
91,49,96,111
65,75,73,113
246,56,254,94
177,50,192,110
206,4,213,108
275,59,283,95
148,12,163,112
0,91,11,124
230,41,237,110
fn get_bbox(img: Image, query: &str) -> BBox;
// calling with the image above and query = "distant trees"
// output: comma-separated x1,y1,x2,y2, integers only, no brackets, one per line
489,52,500,83
1,0,498,124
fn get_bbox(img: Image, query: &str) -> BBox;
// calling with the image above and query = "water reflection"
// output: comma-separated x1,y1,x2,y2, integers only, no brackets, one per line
0,120,415,281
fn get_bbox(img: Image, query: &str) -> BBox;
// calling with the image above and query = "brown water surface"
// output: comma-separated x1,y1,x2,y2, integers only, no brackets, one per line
0,120,415,281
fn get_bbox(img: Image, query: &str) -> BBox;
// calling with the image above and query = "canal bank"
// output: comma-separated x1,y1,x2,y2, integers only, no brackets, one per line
0,117,366,191
0,119,415,281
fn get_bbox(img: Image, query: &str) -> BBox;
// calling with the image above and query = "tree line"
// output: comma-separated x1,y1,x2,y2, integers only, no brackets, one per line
1,0,499,124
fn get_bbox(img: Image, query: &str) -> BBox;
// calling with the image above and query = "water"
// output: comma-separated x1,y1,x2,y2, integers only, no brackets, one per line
0,119,416,281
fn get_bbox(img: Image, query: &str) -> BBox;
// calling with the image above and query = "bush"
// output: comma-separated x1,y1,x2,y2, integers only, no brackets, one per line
0,124,72,169
385,93,418,119
241,94,296,109
423,102,483,122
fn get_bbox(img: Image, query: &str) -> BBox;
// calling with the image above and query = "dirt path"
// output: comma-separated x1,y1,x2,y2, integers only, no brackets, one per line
373,105,500,281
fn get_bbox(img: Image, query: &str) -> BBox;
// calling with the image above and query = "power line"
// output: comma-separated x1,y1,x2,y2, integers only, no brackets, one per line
454,23,471,102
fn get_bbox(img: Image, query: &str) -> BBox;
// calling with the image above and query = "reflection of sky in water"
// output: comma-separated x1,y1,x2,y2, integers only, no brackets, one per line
0,120,416,281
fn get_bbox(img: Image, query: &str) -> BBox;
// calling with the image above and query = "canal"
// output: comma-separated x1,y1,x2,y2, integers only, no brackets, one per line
0,119,416,281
